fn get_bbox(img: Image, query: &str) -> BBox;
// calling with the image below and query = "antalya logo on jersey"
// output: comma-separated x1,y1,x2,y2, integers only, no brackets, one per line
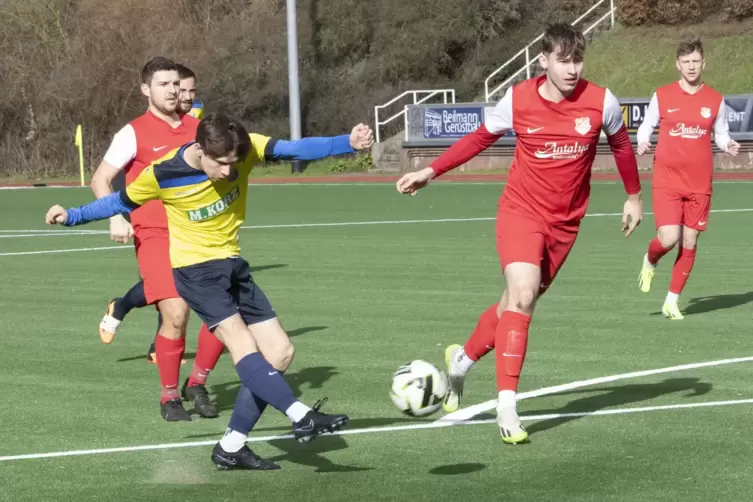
534,142,590,160
669,123,708,139
186,186,240,221
423,107,483,138
574,117,591,136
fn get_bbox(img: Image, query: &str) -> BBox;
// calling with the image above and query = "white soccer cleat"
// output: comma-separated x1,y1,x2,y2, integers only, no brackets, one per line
442,344,466,413
497,392,529,444
662,301,684,320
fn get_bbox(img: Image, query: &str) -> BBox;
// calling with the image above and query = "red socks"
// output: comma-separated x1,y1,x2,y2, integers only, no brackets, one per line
669,247,696,295
187,324,225,388
463,305,499,361
495,311,531,392
647,237,672,265
155,334,186,404
462,303,532,392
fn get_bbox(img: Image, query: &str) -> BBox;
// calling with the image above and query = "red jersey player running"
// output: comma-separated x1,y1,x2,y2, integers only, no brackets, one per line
636,39,739,320
396,23,642,444
90,57,215,421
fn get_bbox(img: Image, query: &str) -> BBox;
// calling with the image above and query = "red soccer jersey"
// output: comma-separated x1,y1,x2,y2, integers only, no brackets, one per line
103,111,200,232
487,76,626,227
638,82,727,195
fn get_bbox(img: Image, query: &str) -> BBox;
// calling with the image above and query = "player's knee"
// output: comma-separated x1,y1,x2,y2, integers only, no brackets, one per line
682,231,699,249
270,340,295,371
657,227,681,248
159,302,190,339
510,288,537,313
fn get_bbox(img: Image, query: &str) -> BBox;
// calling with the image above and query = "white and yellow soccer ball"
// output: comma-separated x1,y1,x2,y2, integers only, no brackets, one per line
389,360,449,417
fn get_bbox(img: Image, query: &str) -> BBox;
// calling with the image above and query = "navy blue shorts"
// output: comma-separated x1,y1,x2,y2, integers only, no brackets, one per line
173,257,276,330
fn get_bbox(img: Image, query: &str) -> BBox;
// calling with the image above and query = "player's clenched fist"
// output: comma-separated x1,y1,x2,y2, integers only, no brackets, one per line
636,142,651,156
349,123,374,150
396,167,435,196
45,205,68,225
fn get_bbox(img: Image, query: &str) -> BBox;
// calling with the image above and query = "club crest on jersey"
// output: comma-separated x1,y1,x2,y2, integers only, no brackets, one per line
700,107,712,119
574,117,591,136
186,186,240,222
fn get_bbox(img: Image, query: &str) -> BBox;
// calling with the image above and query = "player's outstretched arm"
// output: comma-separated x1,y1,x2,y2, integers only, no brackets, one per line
397,87,512,196
636,93,659,156
602,89,643,237
266,123,374,162
45,193,138,227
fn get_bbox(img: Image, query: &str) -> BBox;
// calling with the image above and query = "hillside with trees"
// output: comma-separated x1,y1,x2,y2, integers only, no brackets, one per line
0,0,750,178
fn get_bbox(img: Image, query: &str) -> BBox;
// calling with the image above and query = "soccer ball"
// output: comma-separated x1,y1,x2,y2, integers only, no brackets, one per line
389,360,449,417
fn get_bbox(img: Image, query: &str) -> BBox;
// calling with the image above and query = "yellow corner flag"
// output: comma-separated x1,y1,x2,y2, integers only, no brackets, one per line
74,124,84,186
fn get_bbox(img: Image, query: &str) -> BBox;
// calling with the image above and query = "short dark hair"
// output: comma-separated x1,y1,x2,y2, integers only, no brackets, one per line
176,64,196,81
542,23,586,62
141,57,179,85
677,38,703,59
196,113,251,161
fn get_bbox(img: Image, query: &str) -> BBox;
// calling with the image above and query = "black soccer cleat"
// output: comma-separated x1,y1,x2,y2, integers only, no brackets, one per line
160,399,192,422
181,378,219,418
291,398,349,444
211,443,280,471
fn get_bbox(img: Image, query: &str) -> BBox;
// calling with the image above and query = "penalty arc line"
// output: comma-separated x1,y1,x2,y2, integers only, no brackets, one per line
1,356,752,462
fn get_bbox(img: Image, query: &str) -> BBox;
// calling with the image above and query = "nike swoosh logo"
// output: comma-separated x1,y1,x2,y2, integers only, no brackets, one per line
268,371,278,376
698,221,706,225
153,145,168,151
296,420,315,432
527,127,545,133
668,108,680,113
215,454,237,465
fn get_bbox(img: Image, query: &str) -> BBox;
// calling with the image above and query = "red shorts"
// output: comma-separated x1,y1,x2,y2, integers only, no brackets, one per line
134,228,179,305
496,211,579,294
652,188,711,232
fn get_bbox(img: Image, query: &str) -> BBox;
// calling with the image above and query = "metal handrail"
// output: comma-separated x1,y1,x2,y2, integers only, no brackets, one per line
484,0,615,101
374,89,455,143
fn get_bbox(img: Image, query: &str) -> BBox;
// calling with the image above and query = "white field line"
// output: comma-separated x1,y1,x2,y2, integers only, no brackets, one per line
1,356,752,462
1,179,753,190
2,207,753,244
437,355,753,423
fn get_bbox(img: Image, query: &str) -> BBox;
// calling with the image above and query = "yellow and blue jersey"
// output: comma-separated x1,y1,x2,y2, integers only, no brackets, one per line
62,131,355,268
188,98,204,120
122,134,270,268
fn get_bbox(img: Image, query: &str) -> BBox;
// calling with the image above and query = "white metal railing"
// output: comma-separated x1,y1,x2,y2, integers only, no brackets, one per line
374,89,455,143
484,0,615,102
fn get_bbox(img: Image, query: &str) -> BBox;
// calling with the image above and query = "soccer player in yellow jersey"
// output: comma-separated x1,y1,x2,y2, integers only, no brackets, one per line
46,113,374,470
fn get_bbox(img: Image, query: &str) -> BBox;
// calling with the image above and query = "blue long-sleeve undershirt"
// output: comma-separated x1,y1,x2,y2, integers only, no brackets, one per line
269,135,354,161
64,192,135,227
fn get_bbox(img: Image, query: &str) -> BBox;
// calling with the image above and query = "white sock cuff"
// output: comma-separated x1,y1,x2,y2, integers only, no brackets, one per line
497,390,517,408
219,429,247,453
454,347,475,374
285,401,311,423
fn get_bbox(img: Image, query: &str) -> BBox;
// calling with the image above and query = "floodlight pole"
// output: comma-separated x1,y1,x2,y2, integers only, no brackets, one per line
287,0,306,173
